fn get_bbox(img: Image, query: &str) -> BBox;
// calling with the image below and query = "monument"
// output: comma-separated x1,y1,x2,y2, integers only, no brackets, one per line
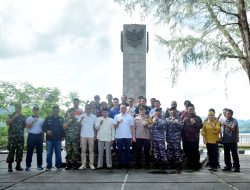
121,24,149,100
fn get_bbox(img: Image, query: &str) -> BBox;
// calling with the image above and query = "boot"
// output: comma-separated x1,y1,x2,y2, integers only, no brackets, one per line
16,162,23,171
159,162,166,170
72,162,79,170
65,163,72,170
8,163,13,172
153,161,159,169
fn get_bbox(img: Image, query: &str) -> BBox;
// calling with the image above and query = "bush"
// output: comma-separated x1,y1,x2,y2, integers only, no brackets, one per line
0,125,8,149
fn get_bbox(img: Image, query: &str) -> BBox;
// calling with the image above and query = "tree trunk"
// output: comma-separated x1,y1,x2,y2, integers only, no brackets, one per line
237,0,250,85
247,59,250,85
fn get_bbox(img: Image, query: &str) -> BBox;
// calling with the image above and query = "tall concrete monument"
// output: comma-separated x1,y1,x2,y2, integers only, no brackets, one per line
121,24,149,100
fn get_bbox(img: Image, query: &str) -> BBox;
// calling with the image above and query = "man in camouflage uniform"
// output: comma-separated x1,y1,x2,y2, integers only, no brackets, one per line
6,104,26,172
151,108,167,170
63,108,80,170
166,107,184,170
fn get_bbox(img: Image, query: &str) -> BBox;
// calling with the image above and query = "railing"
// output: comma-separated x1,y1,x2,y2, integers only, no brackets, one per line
238,134,250,147
200,134,250,147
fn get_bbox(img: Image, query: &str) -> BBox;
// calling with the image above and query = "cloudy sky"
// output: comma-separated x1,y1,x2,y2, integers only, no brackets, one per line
0,0,249,119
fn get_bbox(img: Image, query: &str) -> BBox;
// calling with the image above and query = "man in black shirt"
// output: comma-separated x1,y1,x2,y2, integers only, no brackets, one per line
43,105,64,171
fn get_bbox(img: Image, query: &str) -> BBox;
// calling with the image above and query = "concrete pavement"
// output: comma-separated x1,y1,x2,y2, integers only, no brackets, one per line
0,153,249,190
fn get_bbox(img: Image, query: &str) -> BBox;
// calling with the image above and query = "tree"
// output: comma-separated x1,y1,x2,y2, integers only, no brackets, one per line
115,0,250,85
0,81,61,119
60,91,87,111
0,81,63,148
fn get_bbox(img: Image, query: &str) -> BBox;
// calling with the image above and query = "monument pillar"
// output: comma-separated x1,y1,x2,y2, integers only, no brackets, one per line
121,24,148,100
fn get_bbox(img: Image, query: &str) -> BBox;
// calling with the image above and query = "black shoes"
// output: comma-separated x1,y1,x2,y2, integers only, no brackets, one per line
8,163,13,172
222,166,240,172
65,164,72,170
209,168,217,172
16,162,23,171
134,164,142,169
233,168,240,173
222,167,231,171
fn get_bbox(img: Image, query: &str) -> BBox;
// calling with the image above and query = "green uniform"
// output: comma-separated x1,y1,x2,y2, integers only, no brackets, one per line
64,117,80,164
6,113,26,163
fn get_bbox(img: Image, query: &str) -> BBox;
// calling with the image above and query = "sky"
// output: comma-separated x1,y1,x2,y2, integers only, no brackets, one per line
0,0,249,120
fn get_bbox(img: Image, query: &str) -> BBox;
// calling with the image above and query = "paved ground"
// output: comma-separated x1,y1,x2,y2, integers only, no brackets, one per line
0,153,249,190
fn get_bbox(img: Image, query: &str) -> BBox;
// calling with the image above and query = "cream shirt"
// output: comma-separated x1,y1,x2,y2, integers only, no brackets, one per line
95,117,115,141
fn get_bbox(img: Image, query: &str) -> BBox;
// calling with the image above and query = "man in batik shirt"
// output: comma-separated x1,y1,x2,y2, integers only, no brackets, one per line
182,104,203,170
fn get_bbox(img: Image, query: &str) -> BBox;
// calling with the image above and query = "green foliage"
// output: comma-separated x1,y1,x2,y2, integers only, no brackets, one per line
0,126,8,148
0,81,61,118
0,81,88,148
0,81,60,148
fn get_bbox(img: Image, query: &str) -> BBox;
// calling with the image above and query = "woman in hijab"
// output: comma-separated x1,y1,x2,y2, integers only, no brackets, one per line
202,111,221,171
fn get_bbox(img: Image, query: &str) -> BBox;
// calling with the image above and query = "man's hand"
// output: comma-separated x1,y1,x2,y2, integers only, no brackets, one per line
14,113,20,118
47,130,53,136
32,118,38,125
203,139,207,144
190,118,196,125
142,120,148,127
118,118,123,123
63,124,68,130
100,120,103,125
152,116,158,124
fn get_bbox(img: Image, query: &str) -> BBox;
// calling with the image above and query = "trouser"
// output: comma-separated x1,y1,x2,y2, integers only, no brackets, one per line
65,138,80,164
6,135,24,163
81,137,94,165
166,142,183,164
46,140,62,169
223,142,240,169
116,138,131,166
207,146,220,165
152,139,166,162
97,140,112,168
206,143,218,169
184,140,200,169
26,133,43,167
135,138,150,167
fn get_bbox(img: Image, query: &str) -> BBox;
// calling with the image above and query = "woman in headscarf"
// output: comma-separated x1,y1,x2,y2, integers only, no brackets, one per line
202,111,221,171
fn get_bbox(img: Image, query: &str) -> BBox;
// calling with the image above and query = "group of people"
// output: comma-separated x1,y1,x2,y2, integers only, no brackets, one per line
5,94,240,173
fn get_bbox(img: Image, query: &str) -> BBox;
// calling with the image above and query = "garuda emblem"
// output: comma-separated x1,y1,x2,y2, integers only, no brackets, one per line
125,28,144,47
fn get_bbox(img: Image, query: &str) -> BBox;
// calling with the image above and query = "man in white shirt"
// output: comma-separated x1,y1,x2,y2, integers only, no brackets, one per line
95,108,115,169
113,104,134,169
25,106,44,171
78,104,97,170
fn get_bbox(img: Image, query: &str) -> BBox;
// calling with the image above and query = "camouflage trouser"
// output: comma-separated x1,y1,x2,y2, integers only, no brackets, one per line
152,139,166,162
6,135,24,163
65,139,80,164
166,143,183,164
